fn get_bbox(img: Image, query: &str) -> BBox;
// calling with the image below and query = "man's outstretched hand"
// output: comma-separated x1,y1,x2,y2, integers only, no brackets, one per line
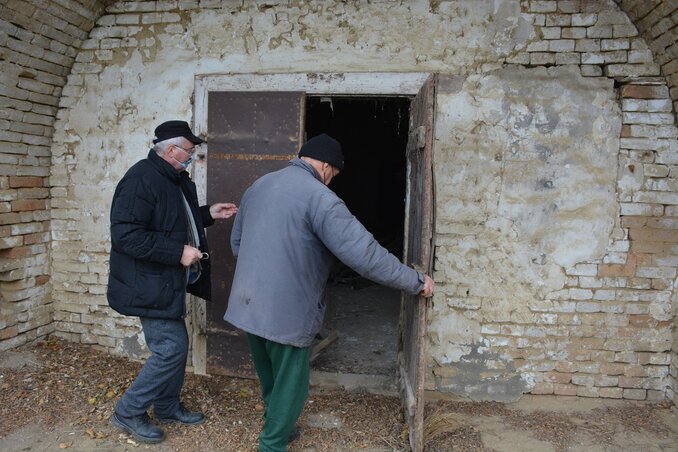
210,203,238,220
420,275,434,298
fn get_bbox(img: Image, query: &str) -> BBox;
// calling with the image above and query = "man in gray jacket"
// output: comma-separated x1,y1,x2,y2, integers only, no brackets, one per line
224,133,434,452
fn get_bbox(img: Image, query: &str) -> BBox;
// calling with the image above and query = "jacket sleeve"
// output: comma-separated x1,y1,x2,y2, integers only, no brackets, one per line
230,206,243,257
200,205,215,228
311,191,424,295
110,177,184,265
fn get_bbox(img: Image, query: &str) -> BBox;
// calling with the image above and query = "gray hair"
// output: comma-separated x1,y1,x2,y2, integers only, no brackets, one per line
153,137,185,156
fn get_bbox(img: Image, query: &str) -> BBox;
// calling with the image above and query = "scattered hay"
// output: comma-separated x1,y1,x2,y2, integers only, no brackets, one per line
423,408,466,442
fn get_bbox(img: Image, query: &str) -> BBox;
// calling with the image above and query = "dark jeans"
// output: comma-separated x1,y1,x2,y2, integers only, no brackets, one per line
115,317,188,418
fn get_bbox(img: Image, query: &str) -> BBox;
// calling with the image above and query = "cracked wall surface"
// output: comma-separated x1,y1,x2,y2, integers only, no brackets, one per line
431,67,621,401
1,0,677,403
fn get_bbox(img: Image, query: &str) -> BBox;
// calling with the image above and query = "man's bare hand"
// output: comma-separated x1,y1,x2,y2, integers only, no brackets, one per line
181,245,202,267
210,202,238,220
420,275,434,298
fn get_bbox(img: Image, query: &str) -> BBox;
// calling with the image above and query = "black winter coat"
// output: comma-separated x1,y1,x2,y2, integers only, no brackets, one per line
107,150,215,319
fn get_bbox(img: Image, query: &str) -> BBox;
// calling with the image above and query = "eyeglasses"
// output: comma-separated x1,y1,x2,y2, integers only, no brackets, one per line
172,143,196,156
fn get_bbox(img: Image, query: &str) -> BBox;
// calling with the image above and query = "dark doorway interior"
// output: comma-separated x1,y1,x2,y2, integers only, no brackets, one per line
305,96,410,376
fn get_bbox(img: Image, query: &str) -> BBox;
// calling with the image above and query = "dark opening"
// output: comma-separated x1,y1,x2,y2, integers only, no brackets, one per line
305,96,410,376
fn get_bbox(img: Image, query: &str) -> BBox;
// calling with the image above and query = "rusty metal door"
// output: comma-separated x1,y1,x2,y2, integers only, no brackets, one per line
206,91,305,378
399,75,435,452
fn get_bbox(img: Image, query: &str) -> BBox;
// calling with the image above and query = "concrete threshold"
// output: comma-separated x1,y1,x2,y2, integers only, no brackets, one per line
310,370,398,396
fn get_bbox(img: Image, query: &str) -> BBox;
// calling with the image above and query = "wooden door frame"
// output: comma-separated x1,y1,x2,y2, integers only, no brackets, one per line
190,72,431,374
401,74,436,452
192,72,435,449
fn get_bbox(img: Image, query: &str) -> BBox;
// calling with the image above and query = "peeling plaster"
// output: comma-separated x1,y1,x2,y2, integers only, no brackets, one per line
46,0,677,401
430,67,621,399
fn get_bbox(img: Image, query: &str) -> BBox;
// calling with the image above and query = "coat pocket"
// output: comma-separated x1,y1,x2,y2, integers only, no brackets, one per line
133,272,175,309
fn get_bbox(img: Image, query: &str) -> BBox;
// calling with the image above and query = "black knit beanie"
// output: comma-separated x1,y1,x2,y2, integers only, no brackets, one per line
298,133,344,170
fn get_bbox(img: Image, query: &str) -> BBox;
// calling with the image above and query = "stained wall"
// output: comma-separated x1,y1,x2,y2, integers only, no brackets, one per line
1,0,677,403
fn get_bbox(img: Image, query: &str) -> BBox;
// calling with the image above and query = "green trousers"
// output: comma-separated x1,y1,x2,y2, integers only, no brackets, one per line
247,334,310,452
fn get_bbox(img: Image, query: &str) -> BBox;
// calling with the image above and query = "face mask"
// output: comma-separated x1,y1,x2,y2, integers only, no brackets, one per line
173,155,193,170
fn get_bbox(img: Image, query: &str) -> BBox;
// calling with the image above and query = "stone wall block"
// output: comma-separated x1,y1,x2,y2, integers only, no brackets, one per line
588,25,613,38
575,38,601,51
621,84,671,99
572,13,597,27
528,1,558,13
599,387,624,398
577,386,600,397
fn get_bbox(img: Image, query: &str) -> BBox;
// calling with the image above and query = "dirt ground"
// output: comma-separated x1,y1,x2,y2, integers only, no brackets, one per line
1,339,677,452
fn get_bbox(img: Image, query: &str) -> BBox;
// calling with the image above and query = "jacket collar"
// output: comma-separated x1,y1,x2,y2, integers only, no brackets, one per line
290,157,322,182
147,149,182,184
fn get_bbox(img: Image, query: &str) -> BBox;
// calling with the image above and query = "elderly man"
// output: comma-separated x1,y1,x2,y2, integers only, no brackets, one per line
107,120,238,443
224,133,434,452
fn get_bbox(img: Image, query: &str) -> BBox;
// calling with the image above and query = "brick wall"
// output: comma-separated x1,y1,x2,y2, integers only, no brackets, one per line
482,0,677,403
0,0,108,351
0,0,677,404
615,0,678,406
617,0,678,117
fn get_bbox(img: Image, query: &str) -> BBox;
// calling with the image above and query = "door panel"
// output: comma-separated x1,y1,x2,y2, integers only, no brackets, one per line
206,91,305,378
399,75,435,452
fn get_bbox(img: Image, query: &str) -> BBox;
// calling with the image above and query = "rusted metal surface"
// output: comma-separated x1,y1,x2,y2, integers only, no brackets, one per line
399,75,435,452
206,91,305,378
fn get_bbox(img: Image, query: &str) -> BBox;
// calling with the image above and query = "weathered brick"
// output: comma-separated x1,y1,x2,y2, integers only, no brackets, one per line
622,388,646,400
580,65,603,76
575,38,600,52
620,84,670,99
628,49,654,63
581,52,605,64
601,363,626,375
636,266,677,279
623,112,674,125
622,98,670,113
561,27,586,39
10,199,46,212
528,1,557,13
8,176,45,188
530,52,556,65
599,387,623,398
577,386,600,397
599,263,634,278
530,382,554,394
541,26,562,39
601,38,629,51
618,376,644,389
572,13,596,27
628,226,678,242
613,24,638,38
554,383,577,396
644,164,670,177
571,374,594,386
555,52,580,64
0,326,18,340
646,390,665,401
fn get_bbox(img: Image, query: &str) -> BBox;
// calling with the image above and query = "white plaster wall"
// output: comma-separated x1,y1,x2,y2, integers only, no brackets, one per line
47,0,678,402
51,0,536,356
429,67,621,399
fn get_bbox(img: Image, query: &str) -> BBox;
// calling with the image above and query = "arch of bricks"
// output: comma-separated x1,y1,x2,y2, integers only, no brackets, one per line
0,0,676,403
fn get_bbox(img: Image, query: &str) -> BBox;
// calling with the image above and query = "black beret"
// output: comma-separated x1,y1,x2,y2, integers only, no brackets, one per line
298,133,344,170
153,120,204,145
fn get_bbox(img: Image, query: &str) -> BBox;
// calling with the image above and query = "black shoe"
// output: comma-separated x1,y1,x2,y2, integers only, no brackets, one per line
111,412,165,444
156,404,205,425
288,424,303,444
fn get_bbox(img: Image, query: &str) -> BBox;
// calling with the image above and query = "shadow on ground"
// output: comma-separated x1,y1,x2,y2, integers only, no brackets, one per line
1,339,677,451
